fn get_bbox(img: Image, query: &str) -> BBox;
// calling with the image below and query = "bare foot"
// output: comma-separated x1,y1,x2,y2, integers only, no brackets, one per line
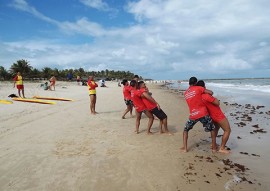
212,149,217,153
122,116,125,119
180,147,187,153
134,130,139,134
160,131,165,134
218,149,230,154
210,144,219,149
147,132,154,135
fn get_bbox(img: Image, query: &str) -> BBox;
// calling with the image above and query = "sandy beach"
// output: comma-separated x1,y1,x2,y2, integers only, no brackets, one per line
0,81,269,191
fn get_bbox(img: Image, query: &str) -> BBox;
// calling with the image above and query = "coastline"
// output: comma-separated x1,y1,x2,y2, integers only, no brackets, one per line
0,81,268,190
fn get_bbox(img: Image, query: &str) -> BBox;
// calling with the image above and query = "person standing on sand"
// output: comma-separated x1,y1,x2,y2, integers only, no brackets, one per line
121,79,133,119
130,80,154,134
87,76,98,115
181,76,216,153
138,81,172,135
196,80,231,154
49,76,56,91
76,75,81,85
13,72,25,98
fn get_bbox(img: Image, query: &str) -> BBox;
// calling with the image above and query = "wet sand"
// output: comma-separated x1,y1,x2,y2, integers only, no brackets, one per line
0,81,268,190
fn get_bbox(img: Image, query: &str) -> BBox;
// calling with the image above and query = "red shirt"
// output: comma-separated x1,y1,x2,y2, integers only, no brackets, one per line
123,85,132,100
141,88,157,110
184,86,208,120
202,94,225,122
131,88,147,112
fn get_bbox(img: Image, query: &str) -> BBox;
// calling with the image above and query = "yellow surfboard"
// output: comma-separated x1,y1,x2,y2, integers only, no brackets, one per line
12,98,56,105
0,100,13,104
33,96,73,101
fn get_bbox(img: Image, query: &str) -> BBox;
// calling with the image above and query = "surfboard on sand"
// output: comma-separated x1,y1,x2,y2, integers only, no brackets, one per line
32,96,73,101
0,100,13,104
12,98,56,105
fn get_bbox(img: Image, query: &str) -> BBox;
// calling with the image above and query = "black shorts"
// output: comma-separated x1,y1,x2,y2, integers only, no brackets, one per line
151,107,167,120
184,115,215,132
124,99,133,106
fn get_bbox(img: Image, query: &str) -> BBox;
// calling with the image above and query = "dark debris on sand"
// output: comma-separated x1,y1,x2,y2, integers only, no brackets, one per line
227,102,269,137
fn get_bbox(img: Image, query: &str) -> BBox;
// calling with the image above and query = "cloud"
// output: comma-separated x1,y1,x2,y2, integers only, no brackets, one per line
2,0,270,79
9,0,59,25
80,0,111,11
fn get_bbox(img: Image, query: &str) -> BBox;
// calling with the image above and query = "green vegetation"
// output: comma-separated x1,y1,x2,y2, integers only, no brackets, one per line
0,59,140,81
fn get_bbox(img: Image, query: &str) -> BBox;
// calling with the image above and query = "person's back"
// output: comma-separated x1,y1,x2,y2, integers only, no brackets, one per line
184,85,208,120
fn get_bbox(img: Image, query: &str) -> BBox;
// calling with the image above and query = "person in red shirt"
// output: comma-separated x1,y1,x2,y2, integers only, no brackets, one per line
196,80,231,154
13,72,25,98
87,76,98,115
121,79,133,119
181,76,216,153
138,81,172,135
130,80,154,134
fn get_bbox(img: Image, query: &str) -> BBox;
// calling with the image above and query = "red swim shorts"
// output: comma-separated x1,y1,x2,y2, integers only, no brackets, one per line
16,85,24,90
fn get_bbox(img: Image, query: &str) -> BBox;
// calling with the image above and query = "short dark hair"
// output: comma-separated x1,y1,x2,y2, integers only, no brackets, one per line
138,81,145,88
134,75,139,79
121,79,128,85
130,80,137,87
189,76,197,85
196,80,205,87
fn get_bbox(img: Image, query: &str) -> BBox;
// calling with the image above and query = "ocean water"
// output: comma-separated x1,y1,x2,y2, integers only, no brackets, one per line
166,78,270,189
167,78,270,107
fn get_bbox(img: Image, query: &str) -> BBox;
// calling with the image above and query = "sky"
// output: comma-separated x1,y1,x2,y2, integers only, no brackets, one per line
0,0,270,80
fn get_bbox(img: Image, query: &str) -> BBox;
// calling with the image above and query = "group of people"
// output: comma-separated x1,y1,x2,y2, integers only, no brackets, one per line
13,72,56,97
120,75,231,153
13,72,231,154
121,75,171,135
86,75,231,154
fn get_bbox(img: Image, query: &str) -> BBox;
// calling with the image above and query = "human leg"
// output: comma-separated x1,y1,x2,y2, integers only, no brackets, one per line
144,110,154,134
217,118,231,154
199,115,217,151
180,119,196,152
135,111,142,134
17,89,21,97
92,95,97,114
180,131,188,152
22,88,25,98
90,95,97,114
159,120,163,134
122,101,132,119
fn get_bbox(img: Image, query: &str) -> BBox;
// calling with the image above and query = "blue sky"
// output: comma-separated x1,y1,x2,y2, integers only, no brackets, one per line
0,0,269,80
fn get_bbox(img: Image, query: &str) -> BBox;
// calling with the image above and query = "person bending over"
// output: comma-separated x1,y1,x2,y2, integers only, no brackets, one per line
130,80,154,134
138,81,172,135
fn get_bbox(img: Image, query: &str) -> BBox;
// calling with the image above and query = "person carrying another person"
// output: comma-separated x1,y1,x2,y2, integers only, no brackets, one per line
138,81,172,135
87,76,98,115
13,72,25,98
181,76,216,153
196,80,231,154
121,79,133,119
130,80,154,134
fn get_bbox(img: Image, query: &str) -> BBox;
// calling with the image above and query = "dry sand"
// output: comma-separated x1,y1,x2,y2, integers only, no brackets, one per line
0,81,267,191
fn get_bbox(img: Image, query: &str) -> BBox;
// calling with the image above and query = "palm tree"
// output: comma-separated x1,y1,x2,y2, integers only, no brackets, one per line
42,67,52,79
10,59,33,77
0,66,11,80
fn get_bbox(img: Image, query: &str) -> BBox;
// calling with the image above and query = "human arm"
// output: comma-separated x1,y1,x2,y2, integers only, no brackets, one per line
141,92,160,110
13,76,17,88
212,98,220,106
204,89,213,95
